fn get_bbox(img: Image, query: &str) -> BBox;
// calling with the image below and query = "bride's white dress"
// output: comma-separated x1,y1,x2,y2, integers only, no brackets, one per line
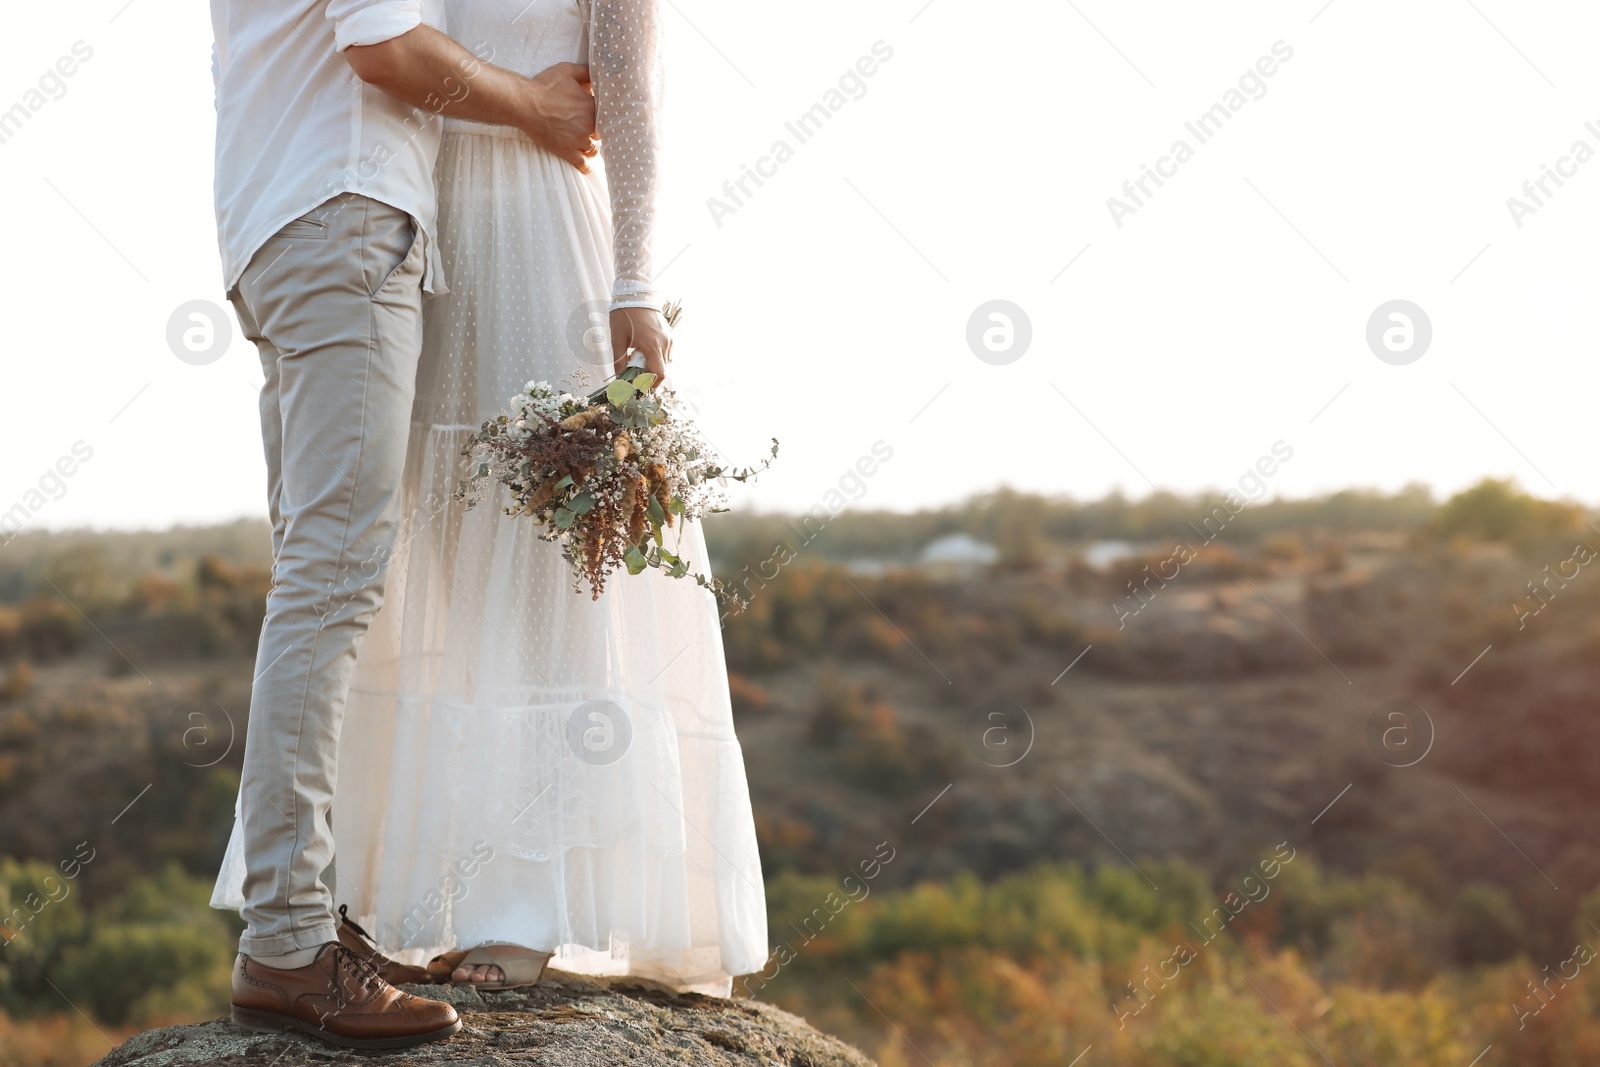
213,0,769,994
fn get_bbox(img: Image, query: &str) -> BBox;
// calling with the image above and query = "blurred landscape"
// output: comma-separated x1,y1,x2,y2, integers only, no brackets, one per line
4,480,1600,1065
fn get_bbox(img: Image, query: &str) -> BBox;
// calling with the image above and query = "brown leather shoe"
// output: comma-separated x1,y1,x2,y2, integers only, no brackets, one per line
336,904,436,985
230,942,460,1049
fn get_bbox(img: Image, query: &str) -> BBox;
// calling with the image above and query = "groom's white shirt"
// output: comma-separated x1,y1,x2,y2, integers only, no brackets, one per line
210,0,445,292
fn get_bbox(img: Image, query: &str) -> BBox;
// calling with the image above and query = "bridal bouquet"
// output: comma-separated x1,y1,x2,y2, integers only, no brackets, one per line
456,306,776,609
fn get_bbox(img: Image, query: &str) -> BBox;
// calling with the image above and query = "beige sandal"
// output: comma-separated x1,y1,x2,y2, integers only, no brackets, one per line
428,943,553,990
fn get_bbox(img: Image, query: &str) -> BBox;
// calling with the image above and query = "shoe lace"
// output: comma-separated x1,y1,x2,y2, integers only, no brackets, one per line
310,944,392,1030
332,943,386,1003
337,903,378,947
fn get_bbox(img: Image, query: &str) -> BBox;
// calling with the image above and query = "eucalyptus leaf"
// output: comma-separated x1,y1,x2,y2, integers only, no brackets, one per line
570,491,596,513
554,507,575,529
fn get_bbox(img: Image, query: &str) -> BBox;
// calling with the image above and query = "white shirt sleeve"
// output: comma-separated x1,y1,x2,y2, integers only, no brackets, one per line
325,0,424,52
590,0,662,312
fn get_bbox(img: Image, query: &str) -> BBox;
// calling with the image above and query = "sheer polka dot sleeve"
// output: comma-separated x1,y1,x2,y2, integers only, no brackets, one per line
589,0,662,312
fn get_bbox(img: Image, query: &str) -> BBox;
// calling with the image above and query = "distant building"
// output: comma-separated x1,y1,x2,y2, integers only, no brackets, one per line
917,533,1000,572
1083,539,1140,570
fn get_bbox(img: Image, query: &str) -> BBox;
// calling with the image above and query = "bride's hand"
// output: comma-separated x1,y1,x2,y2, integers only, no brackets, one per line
611,307,671,387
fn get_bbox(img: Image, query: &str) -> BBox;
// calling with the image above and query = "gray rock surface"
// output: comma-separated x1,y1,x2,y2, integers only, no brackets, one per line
91,970,876,1067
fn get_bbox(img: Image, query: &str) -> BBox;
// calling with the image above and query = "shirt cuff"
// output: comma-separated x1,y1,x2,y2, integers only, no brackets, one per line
331,0,424,51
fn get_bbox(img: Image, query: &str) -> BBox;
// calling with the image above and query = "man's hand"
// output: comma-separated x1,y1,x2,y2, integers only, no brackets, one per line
610,307,671,386
345,28,597,171
520,63,598,172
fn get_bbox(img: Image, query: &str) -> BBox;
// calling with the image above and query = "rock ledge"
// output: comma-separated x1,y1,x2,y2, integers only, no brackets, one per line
91,970,876,1067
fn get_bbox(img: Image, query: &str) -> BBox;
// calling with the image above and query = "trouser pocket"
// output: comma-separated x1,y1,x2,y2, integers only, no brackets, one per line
364,202,423,298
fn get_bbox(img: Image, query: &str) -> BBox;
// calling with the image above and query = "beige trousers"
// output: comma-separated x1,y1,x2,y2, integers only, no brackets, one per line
228,193,424,956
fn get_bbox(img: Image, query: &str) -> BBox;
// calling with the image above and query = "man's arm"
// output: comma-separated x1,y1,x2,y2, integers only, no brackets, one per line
345,26,597,171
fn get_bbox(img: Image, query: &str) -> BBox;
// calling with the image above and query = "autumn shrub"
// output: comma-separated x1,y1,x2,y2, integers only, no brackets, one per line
764,858,1599,1067
0,663,34,704
804,675,952,794
727,673,770,717
0,1010,136,1067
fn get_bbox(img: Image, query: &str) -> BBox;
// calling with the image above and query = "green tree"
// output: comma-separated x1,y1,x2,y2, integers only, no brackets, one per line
0,858,88,1017
1451,883,1528,965
1432,478,1584,544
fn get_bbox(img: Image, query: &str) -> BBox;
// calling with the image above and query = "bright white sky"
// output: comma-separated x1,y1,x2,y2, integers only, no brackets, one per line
3,0,1598,533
